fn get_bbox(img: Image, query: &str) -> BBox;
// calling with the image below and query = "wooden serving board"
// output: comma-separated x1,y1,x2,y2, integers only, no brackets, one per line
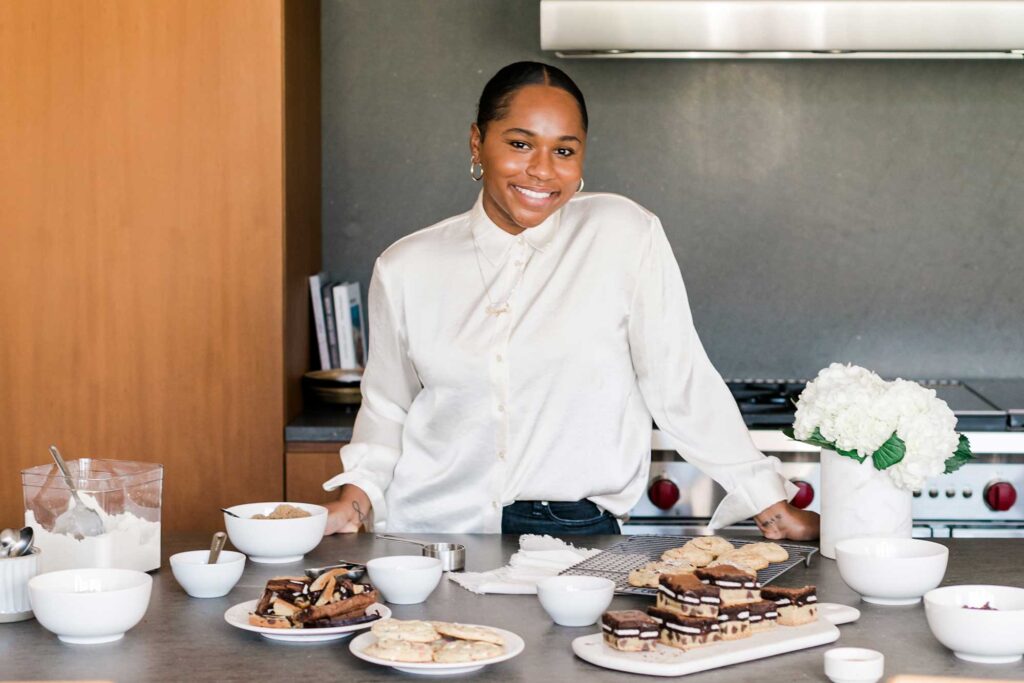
572,603,858,677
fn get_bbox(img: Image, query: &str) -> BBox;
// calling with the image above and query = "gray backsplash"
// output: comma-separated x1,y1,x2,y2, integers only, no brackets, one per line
322,0,1024,380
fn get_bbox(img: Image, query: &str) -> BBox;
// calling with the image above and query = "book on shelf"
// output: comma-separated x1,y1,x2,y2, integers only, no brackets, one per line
308,272,330,370
321,282,341,369
333,282,357,369
345,282,367,368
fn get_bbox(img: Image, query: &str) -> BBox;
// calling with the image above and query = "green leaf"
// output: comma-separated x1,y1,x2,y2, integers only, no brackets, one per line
871,432,906,470
783,427,866,463
943,434,974,474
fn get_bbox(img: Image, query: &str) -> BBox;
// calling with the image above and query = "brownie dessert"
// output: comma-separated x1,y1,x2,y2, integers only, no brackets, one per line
656,572,722,617
746,599,779,632
600,610,660,652
695,565,762,605
760,585,817,626
716,603,752,641
249,570,380,629
647,606,721,651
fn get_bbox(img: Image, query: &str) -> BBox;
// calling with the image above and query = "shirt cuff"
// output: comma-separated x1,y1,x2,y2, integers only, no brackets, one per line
708,458,798,531
322,470,389,531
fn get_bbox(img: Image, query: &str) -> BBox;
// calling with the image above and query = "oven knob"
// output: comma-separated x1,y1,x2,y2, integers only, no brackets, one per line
648,478,680,510
983,481,1017,512
790,480,815,509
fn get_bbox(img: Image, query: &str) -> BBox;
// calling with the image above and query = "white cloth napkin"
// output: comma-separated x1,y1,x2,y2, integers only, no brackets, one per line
447,534,601,595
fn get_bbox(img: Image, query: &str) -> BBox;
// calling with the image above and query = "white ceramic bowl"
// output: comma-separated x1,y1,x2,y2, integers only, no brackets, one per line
366,555,442,605
536,575,615,627
924,585,1024,664
834,537,948,605
824,647,885,683
28,568,152,644
223,502,327,563
170,550,246,598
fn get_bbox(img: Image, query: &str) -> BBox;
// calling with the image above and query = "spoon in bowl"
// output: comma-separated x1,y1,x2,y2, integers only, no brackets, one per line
0,528,18,557
9,527,34,557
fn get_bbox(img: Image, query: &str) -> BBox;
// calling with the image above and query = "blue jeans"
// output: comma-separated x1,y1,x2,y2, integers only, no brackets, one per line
501,500,620,535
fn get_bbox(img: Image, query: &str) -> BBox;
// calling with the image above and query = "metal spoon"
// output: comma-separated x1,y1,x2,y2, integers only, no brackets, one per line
221,508,241,518
0,528,18,558
48,445,105,538
207,531,227,565
9,527,34,557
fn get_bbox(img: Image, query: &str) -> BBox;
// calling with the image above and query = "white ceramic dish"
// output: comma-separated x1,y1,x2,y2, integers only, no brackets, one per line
824,647,884,683
28,568,152,644
350,625,525,675
366,555,443,605
834,537,948,605
924,584,1024,664
536,575,615,627
224,599,391,643
223,502,327,563
572,602,859,677
170,549,246,598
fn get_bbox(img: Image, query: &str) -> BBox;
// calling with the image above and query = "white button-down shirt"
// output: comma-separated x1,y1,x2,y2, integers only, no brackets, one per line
323,192,796,532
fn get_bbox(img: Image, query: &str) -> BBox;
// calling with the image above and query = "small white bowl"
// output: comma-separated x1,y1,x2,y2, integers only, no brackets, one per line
170,550,246,598
536,575,615,627
824,647,884,683
223,502,327,563
366,555,442,605
924,585,1024,664
835,537,948,605
28,568,152,644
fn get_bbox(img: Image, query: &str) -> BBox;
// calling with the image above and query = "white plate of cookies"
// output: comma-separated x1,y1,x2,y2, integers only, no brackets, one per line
349,618,525,675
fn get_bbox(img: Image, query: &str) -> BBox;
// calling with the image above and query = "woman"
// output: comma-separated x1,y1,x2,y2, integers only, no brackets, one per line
323,62,818,541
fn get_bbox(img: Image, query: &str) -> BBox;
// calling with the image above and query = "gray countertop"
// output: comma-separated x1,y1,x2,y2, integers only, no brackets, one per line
286,407,355,442
5,535,1022,682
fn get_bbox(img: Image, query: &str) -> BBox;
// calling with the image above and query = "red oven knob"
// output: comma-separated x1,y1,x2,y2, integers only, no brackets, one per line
790,480,815,509
984,481,1017,512
648,478,680,510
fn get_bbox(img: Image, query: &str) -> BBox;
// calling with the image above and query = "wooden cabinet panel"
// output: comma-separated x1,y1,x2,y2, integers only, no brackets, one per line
0,0,320,531
285,444,346,506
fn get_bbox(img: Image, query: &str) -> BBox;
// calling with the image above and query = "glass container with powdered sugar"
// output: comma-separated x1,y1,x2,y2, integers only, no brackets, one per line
21,459,162,573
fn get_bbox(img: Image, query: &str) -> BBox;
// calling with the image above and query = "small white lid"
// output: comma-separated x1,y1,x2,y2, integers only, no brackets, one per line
824,647,884,683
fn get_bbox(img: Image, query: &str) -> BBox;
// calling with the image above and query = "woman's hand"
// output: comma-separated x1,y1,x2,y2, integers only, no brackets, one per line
324,484,373,535
754,500,819,541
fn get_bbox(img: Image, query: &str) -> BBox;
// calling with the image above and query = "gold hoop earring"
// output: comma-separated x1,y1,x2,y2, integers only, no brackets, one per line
578,178,585,192
470,159,484,182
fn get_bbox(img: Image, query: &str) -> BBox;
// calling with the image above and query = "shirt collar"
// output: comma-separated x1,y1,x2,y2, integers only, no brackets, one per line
470,191,562,266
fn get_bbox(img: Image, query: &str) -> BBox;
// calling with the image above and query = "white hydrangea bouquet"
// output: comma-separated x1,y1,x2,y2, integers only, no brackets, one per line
783,363,974,491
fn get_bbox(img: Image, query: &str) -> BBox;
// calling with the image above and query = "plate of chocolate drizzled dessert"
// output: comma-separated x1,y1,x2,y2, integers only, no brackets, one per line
572,556,861,677
224,569,390,642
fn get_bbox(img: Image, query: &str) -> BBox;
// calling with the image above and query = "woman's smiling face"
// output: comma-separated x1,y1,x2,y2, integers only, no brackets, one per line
470,84,587,235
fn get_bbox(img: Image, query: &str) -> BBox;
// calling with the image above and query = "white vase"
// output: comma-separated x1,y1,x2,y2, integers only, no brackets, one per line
819,449,913,559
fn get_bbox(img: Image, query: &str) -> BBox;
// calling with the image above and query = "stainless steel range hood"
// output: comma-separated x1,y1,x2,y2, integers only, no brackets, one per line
540,0,1024,59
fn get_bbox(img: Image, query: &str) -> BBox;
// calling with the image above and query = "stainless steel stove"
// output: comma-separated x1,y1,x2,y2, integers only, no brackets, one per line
626,379,1024,538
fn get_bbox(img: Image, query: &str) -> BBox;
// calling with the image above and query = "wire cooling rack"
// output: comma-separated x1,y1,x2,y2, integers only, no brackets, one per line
560,535,818,596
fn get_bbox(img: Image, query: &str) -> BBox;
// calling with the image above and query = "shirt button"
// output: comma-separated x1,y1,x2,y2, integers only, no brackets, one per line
492,500,500,510
498,404,505,412
498,450,506,460
496,354,503,362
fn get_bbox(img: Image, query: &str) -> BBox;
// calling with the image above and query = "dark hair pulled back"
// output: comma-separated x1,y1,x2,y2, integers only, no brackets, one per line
475,61,588,139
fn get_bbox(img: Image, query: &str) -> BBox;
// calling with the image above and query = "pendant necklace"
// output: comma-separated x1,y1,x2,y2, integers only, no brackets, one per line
473,237,530,317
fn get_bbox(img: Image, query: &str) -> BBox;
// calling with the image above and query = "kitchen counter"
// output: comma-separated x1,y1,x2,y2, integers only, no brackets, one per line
5,535,1021,682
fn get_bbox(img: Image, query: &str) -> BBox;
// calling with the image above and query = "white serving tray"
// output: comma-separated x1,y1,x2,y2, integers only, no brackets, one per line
572,602,859,677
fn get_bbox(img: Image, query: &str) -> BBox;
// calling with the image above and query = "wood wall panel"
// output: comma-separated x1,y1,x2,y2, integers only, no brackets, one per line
0,0,297,532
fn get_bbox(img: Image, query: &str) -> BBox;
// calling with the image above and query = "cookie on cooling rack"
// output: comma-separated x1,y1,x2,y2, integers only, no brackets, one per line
661,545,714,567
628,560,696,588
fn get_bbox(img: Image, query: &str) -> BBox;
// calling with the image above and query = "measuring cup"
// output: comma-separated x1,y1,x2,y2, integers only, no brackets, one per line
374,534,466,572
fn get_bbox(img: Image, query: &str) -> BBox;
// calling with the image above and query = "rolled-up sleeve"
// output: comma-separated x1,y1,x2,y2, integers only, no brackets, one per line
627,218,797,530
322,257,421,528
